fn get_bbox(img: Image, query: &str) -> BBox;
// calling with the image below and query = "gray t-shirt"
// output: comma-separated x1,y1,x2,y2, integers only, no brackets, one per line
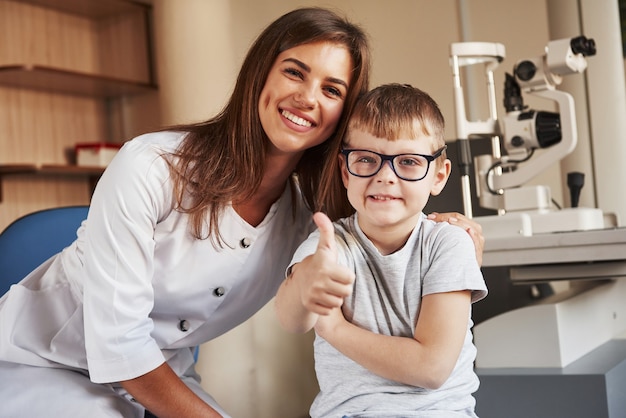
290,213,488,418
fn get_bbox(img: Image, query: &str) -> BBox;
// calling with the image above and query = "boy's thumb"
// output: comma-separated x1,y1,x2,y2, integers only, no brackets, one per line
313,212,336,255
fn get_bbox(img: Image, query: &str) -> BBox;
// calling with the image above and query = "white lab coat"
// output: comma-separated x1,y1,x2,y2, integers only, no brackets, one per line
0,131,314,387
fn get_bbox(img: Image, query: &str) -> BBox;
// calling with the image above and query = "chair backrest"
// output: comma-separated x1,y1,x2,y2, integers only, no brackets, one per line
0,205,89,296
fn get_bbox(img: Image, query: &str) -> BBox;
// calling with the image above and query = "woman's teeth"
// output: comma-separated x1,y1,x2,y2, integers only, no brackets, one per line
282,110,312,127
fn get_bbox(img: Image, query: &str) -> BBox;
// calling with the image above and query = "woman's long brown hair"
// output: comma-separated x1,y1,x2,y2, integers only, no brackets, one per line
165,7,370,246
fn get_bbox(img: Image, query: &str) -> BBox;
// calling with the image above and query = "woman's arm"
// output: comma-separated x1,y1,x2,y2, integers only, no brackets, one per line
83,138,178,381
121,363,222,418
315,290,471,389
275,212,355,333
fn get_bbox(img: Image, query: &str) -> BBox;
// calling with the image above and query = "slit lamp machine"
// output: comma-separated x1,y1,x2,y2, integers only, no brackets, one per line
448,37,626,369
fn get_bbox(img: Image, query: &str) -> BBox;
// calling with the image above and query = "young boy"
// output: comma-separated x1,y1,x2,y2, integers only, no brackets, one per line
275,83,488,417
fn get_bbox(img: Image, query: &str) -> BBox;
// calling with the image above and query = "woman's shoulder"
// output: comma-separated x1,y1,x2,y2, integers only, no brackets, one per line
122,130,187,154
109,131,188,175
97,131,187,200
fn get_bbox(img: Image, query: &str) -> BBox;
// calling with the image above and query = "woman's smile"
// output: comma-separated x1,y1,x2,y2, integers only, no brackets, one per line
281,109,315,129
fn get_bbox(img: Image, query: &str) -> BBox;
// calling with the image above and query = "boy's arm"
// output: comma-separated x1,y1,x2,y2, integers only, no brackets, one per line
275,212,355,334
315,290,471,389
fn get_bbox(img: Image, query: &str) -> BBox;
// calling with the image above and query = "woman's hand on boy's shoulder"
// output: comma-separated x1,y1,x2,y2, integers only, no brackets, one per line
427,212,484,266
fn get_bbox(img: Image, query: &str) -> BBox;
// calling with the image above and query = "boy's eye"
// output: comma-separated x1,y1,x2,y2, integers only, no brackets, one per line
397,156,424,167
355,155,377,164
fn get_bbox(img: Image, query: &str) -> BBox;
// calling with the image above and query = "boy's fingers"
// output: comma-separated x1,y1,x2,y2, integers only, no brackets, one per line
313,212,336,256
311,212,354,292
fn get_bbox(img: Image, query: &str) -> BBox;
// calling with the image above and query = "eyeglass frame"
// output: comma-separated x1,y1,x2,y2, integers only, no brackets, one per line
340,145,447,182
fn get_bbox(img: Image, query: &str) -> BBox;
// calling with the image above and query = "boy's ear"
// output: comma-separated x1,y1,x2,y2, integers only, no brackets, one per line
430,158,451,196
339,153,350,189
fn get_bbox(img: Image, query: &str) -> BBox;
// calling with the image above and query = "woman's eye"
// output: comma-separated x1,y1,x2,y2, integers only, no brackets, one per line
284,68,303,79
325,86,343,98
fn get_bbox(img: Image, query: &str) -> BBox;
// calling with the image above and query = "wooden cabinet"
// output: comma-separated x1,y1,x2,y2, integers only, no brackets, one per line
0,0,160,229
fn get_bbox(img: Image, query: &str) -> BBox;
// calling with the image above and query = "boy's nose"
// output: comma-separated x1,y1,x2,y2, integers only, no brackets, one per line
376,160,397,182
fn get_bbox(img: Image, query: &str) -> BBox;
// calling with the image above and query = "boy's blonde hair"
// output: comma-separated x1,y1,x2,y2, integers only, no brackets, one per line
346,83,446,164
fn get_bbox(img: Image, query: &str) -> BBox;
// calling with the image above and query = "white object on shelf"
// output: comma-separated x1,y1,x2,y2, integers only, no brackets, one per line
75,143,121,167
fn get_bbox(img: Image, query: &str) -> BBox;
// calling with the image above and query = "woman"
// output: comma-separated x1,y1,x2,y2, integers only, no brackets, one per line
0,7,482,418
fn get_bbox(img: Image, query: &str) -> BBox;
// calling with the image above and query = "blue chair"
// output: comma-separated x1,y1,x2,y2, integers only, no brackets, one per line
0,205,200,364
0,205,89,296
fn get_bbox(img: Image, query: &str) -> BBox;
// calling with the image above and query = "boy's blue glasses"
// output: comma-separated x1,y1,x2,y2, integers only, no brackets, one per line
340,145,447,182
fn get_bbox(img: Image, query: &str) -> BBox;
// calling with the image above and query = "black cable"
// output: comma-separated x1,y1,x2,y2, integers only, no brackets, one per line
484,150,563,211
485,149,535,195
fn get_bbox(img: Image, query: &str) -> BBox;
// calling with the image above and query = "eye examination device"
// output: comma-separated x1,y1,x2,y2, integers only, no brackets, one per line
450,36,604,237
448,37,626,372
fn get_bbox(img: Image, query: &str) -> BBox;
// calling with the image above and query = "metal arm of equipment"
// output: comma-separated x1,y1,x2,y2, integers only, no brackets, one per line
449,36,597,221
493,88,576,190
493,36,595,191
449,42,504,218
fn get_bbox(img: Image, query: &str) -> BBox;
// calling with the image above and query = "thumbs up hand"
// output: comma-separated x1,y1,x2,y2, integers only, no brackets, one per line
296,212,355,316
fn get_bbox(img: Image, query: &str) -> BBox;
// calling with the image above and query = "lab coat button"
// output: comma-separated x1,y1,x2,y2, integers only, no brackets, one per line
179,319,190,332
240,237,251,248
213,287,226,297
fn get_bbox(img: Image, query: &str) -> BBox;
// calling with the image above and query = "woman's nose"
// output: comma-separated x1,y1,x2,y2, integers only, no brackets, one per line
294,85,316,109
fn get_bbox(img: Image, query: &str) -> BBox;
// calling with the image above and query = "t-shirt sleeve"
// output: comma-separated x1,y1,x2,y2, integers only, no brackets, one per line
421,224,488,303
285,228,321,277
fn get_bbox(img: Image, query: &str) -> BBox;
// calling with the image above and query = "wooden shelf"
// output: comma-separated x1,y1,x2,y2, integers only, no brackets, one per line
0,0,157,214
15,0,151,18
0,163,105,176
0,65,158,98
0,164,105,201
